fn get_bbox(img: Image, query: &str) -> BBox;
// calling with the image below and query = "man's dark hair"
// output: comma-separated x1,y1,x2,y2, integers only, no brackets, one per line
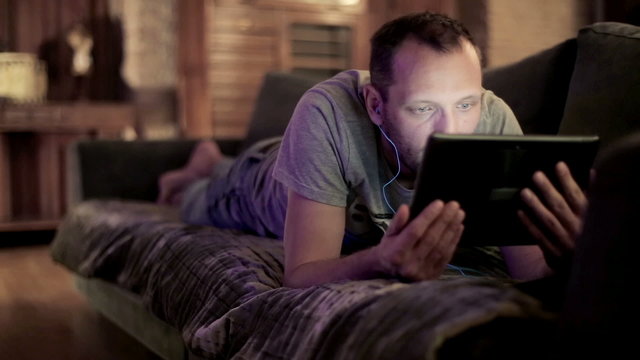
370,12,477,101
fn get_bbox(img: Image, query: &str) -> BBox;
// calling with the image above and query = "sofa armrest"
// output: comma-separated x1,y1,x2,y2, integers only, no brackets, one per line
66,139,243,206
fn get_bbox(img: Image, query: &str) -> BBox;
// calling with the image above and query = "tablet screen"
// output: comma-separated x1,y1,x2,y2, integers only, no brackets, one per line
409,133,600,246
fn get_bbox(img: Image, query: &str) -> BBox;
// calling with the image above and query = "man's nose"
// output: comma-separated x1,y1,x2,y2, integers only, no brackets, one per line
435,109,459,134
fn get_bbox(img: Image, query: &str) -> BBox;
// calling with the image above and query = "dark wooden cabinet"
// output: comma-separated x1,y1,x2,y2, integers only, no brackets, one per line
0,102,135,231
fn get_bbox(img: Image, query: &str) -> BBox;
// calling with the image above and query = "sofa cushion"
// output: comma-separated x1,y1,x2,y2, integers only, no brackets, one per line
241,72,320,152
483,39,577,135
558,22,640,152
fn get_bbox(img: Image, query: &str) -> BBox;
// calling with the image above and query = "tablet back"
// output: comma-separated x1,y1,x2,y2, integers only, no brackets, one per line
409,134,599,246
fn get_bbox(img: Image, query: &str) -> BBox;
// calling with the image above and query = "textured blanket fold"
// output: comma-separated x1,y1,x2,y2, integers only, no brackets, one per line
51,200,553,359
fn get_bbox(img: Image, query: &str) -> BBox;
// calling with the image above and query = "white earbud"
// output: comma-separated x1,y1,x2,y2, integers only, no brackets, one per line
378,124,401,214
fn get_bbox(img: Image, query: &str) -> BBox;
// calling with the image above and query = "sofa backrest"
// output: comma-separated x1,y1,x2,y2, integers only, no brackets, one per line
482,38,578,135
240,71,322,152
67,139,199,205
558,22,640,153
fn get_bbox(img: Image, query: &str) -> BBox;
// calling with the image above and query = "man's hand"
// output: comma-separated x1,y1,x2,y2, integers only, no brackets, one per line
283,192,464,288
374,201,465,281
518,161,589,273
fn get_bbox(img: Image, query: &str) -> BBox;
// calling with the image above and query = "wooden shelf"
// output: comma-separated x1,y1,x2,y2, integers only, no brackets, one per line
0,102,135,233
0,219,59,232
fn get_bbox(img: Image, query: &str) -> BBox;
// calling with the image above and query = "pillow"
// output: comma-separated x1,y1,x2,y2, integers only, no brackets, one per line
558,22,640,152
483,39,577,135
241,72,320,151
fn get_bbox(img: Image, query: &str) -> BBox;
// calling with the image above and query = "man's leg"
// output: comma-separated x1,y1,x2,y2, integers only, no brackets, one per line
158,137,286,236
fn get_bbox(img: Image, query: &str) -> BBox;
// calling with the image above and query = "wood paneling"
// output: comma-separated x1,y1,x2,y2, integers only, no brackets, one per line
205,1,368,139
0,0,12,50
207,5,280,139
0,103,135,231
177,0,212,138
0,133,11,220
216,0,366,13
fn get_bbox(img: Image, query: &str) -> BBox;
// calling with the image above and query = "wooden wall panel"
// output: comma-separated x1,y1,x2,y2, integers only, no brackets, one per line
13,0,93,54
205,1,370,138
207,5,280,139
177,0,212,139
0,0,12,50
7,133,39,219
0,134,11,220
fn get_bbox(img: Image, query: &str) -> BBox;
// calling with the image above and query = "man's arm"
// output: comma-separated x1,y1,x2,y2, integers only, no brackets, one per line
283,190,465,288
283,191,379,288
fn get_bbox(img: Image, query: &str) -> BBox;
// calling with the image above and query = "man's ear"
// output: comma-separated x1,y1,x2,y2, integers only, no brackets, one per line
362,83,384,126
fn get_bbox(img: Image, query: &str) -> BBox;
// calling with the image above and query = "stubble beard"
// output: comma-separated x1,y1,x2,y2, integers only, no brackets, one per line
380,115,421,179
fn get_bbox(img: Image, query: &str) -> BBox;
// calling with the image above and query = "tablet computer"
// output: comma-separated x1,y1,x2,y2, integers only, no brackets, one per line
409,133,600,246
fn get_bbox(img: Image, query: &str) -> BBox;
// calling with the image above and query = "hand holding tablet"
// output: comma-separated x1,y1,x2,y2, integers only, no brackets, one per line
409,133,600,246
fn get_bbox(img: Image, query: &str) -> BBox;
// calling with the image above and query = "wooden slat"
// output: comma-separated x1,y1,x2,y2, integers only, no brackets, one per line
290,27,350,43
291,56,349,70
211,111,252,127
215,0,366,14
207,71,267,86
211,99,259,114
210,86,261,100
177,0,212,138
0,218,58,232
208,68,267,78
209,34,276,51
0,134,11,221
212,124,248,139
0,103,135,134
36,134,61,219
211,7,278,36
209,52,276,66
7,133,39,219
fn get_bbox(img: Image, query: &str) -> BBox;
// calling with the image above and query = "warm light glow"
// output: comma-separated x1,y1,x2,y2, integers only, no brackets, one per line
0,53,47,103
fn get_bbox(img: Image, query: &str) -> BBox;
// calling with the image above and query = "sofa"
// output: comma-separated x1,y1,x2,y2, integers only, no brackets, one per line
50,22,640,360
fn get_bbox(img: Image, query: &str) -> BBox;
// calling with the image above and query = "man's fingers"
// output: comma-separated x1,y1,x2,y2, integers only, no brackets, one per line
423,222,463,277
388,201,463,281
520,188,574,251
556,161,588,216
517,210,562,258
413,201,461,254
531,171,582,237
413,203,463,275
386,204,410,236
397,200,445,248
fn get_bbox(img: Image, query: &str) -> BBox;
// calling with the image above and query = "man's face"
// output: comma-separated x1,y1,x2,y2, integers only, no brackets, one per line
380,37,483,176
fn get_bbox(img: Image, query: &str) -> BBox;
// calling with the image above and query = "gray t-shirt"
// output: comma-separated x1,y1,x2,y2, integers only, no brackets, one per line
273,69,522,251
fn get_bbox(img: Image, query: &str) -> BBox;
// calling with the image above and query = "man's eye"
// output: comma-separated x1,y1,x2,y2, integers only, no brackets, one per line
414,105,435,114
457,103,473,111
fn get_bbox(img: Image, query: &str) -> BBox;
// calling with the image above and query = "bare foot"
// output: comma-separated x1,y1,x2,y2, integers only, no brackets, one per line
185,140,224,177
157,140,223,206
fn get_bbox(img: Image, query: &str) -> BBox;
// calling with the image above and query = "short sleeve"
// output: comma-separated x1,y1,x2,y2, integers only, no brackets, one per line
273,89,351,207
476,90,523,136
